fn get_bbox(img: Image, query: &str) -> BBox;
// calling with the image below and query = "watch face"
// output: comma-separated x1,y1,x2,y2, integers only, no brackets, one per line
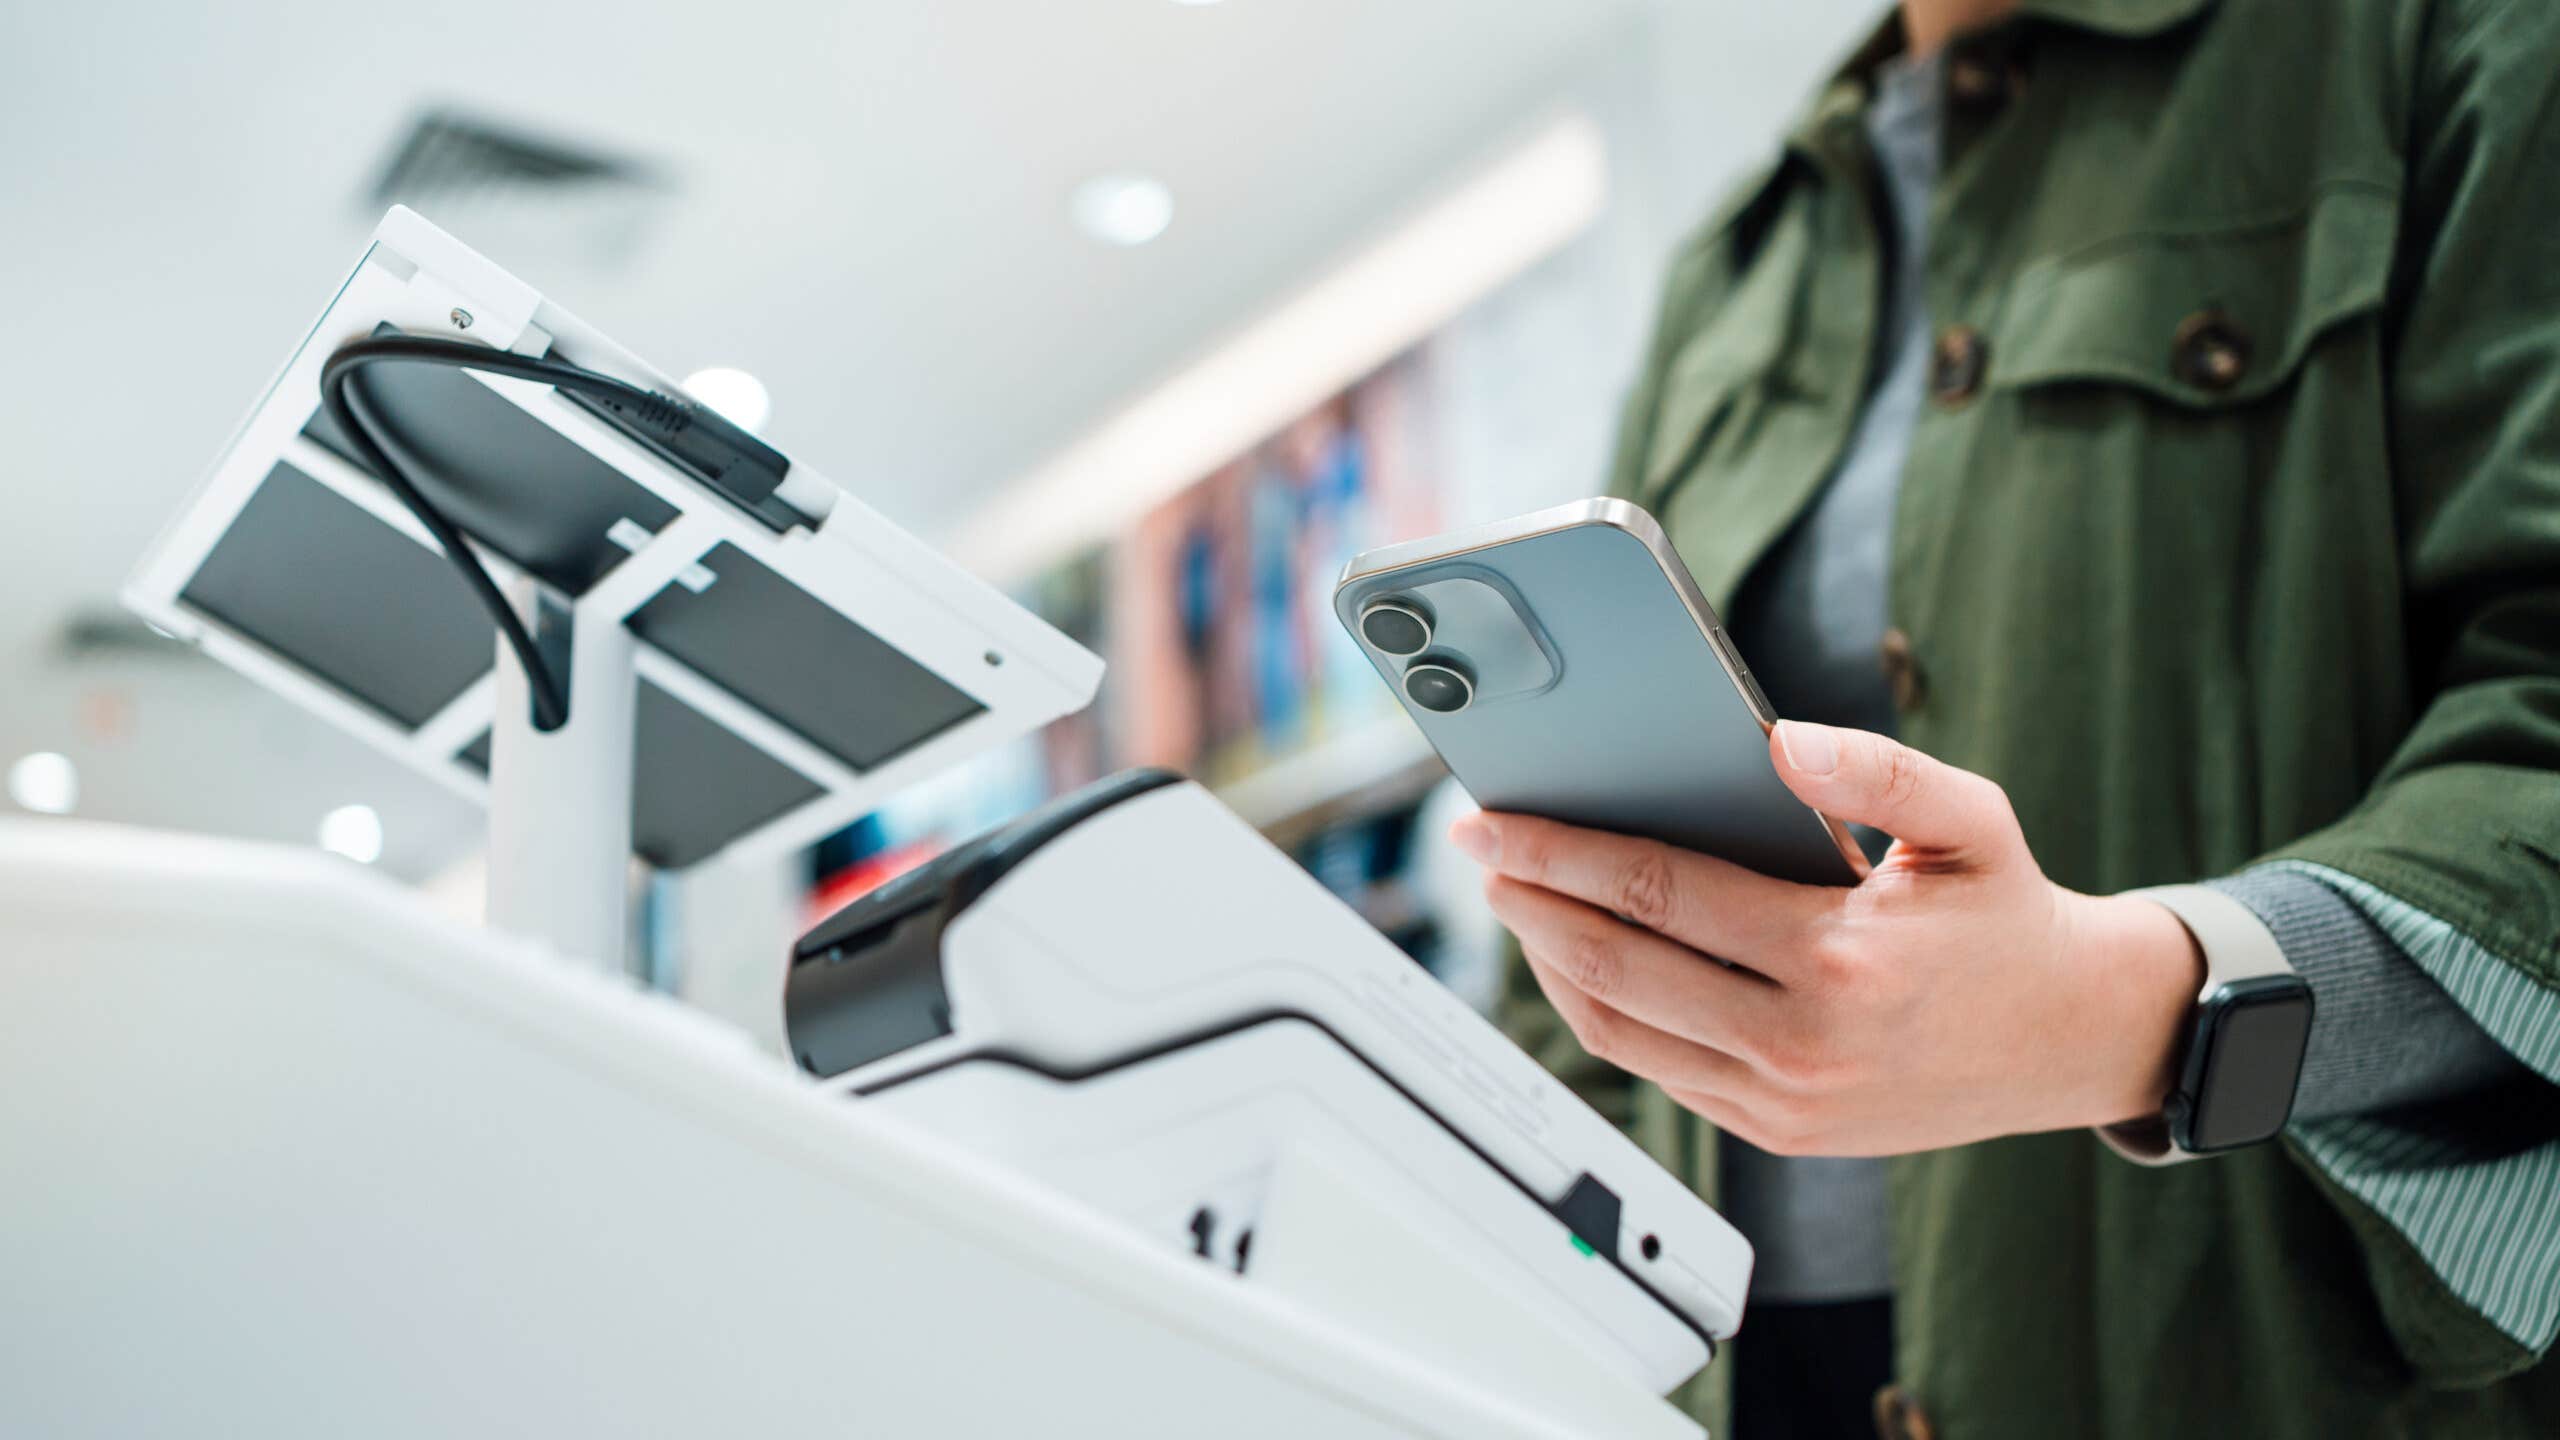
2184,977,2315,1152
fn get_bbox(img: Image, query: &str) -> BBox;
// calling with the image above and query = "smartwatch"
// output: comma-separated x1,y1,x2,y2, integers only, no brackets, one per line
2098,885,2315,1165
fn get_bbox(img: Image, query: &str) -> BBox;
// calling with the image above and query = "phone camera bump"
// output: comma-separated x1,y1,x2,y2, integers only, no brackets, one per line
1359,597,1434,657
1403,656,1475,714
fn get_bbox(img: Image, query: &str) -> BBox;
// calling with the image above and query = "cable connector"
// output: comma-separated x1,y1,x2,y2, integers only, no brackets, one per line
566,388,800,533
315,331,808,730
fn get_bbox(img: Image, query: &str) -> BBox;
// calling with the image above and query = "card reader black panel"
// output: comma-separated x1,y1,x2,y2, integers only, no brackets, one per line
786,769,1183,1074
788,904,955,1078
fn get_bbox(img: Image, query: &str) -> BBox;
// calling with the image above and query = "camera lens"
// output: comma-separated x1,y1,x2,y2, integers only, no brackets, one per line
1403,658,1475,714
1359,598,1433,657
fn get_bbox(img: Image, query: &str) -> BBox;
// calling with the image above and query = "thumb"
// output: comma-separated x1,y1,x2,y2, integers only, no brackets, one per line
1769,720,2012,856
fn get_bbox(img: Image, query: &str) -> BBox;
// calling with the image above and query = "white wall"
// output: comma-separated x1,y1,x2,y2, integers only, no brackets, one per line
1429,1,1875,523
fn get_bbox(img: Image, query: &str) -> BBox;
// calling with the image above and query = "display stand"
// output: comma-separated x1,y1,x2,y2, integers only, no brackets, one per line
483,578,640,965
125,206,1106,974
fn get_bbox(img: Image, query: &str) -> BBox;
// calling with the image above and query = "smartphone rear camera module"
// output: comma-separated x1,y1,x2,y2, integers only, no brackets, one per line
1403,657,1475,715
1359,598,1434,657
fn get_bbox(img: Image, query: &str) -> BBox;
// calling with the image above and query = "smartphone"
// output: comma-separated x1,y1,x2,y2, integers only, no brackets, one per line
1334,497,1868,886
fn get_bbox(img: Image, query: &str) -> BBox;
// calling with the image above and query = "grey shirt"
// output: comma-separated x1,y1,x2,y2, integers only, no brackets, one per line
1712,49,2525,1305
1713,47,1942,1308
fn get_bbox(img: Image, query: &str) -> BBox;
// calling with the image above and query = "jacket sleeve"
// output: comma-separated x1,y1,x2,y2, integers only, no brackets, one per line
2263,0,2560,1378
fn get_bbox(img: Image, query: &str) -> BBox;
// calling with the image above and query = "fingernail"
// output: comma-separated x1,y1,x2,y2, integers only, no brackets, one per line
1778,721,1838,776
1449,814,1501,865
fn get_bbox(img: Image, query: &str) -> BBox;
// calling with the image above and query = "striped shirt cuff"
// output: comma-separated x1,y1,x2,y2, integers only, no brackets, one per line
2204,869,2525,1122
2257,860,2560,1354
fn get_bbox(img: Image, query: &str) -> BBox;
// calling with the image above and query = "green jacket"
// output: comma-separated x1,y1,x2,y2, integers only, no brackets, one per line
1511,1,2560,1434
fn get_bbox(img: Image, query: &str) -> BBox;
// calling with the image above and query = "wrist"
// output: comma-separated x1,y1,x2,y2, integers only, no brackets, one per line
2071,891,2207,1127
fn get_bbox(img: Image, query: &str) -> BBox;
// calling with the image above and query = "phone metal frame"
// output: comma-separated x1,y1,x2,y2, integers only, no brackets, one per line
1339,497,1872,881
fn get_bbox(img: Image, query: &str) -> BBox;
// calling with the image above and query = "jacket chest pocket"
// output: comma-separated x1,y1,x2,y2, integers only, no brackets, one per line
1904,183,2410,815
1988,182,2398,417
1637,205,1813,506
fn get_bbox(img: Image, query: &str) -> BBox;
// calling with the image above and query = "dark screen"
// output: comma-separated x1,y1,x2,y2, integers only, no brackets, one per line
454,681,824,869
2189,985,2314,1150
625,543,984,771
181,462,494,728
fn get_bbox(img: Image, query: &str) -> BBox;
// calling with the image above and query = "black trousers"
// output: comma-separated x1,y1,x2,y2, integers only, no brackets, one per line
1729,1295,1894,1440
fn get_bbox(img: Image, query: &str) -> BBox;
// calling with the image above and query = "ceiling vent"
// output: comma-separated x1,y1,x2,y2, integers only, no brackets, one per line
363,108,670,273
53,609,199,663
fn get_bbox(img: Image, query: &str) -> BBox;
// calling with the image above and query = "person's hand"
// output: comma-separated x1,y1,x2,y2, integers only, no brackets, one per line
1449,720,2204,1157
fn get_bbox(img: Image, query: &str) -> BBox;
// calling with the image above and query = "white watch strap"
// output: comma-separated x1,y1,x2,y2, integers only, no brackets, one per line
2096,884,2295,1166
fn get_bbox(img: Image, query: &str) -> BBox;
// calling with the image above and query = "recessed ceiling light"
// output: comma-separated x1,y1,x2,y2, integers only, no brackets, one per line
962,113,1610,580
318,803,385,865
7,751,77,815
680,367,772,433
1071,173,1175,247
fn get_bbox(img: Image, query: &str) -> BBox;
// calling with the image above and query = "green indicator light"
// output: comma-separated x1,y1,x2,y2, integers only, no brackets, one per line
1570,1236,1596,1258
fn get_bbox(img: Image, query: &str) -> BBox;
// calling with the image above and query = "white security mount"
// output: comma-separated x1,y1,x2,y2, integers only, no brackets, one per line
128,207,1102,965
483,578,640,964
789,772,1756,1421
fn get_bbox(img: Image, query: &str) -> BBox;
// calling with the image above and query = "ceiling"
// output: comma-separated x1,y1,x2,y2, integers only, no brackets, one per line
1,0,1654,587
0,0,1880,879
0,0,1667,871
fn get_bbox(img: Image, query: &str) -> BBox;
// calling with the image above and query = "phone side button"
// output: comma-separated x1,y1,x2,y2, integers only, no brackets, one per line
1737,667,1775,719
1711,629,1777,718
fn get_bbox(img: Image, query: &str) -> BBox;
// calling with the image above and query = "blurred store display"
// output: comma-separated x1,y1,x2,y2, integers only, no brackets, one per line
809,351,1460,979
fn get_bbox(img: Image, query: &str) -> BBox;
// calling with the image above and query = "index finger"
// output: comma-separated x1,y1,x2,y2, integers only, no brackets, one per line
1450,810,1834,974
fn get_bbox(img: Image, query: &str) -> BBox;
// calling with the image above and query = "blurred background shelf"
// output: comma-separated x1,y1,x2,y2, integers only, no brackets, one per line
1215,717,1444,844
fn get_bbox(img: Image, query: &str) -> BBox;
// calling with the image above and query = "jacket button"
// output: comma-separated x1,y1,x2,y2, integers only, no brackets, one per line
1946,50,2016,111
1873,1384,1937,1440
1879,627,1926,711
2173,307,2251,391
1929,326,1988,407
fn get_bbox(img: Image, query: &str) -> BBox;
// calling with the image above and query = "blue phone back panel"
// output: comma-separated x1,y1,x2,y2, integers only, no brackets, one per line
1336,519,1860,887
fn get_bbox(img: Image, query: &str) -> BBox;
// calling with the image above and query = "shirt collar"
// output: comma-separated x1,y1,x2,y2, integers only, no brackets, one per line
1781,0,2219,162
1780,14,1904,173
2012,0,2218,36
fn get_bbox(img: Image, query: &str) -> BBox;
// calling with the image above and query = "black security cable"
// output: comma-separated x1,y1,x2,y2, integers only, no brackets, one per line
317,334,700,733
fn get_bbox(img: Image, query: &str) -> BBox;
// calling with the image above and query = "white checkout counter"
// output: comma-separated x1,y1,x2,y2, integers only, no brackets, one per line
0,815,1726,1438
